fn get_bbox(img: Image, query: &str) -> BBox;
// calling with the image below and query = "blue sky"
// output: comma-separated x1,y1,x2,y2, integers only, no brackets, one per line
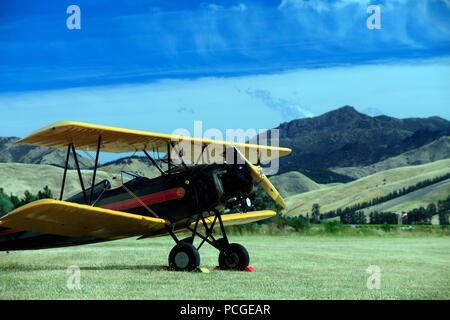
1,0,449,153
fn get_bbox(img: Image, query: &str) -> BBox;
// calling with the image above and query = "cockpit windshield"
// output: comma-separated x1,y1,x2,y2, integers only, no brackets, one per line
121,171,142,184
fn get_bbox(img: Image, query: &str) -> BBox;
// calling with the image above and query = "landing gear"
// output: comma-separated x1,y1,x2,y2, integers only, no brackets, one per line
218,243,249,271
168,242,200,271
166,210,250,271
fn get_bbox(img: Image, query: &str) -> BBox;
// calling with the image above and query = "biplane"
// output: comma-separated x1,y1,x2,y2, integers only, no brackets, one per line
0,121,291,271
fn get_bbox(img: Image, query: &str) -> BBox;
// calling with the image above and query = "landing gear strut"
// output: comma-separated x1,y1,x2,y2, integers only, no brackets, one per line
166,210,250,271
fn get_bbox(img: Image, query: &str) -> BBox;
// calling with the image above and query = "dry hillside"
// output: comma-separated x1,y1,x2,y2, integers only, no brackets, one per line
0,137,91,168
102,157,163,180
330,136,450,179
0,159,164,198
360,179,450,213
283,159,450,217
268,171,321,197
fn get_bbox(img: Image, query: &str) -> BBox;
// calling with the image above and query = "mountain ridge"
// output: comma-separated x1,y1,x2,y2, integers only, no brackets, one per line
271,106,450,178
0,136,91,169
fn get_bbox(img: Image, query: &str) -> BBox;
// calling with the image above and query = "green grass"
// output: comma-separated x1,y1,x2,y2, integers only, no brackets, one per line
0,234,449,300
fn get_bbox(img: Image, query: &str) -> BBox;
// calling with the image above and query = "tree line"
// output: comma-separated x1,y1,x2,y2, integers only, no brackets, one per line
318,172,450,221
0,186,53,217
311,195,449,226
278,195,450,232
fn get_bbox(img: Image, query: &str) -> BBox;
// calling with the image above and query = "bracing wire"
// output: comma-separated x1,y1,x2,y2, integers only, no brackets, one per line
82,150,159,218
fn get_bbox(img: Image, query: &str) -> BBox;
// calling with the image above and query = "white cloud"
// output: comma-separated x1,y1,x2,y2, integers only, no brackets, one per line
177,107,195,114
276,0,450,49
438,0,450,8
205,3,224,11
204,2,246,12
245,89,314,120
278,0,330,12
231,3,247,12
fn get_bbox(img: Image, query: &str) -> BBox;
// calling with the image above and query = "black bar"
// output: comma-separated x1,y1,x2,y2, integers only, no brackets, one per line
89,135,102,205
0,300,433,319
71,143,88,205
143,150,165,175
59,143,71,200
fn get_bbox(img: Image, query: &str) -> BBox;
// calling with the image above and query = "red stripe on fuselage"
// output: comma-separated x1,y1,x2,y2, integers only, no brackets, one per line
0,228,23,236
101,187,186,211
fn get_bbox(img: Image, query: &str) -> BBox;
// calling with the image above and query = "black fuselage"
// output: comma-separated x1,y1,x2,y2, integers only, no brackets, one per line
0,163,254,251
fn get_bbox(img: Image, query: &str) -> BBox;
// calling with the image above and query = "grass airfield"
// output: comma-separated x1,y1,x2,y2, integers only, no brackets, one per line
0,233,449,300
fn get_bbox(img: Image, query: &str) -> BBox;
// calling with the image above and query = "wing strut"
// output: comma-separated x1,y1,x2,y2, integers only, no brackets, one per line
71,143,88,204
143,150,165,175
167,143,171,174
58,136,103,205
59,144,71,200
89,135,102,205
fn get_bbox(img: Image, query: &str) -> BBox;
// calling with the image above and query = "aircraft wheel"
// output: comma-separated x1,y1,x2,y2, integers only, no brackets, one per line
168,242,200,271
218,243,249,271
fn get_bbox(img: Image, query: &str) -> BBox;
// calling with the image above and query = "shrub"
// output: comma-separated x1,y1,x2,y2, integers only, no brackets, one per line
322,220,341,233
283,215,310,232
0,192,14,217
0,186,54,214
381,222,391,232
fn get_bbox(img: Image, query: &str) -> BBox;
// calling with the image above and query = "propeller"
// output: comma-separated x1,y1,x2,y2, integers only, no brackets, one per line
233,145,286,209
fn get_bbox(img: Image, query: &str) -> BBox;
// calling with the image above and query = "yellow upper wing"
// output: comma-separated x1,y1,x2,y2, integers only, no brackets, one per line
15,121,291,163
0,199,170,240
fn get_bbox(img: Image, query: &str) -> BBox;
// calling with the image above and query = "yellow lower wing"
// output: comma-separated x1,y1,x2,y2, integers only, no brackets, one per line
195,210,277,228
138,210,277,240
0,199,170,240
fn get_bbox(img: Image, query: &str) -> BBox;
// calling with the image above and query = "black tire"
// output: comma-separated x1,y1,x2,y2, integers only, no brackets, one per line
168,242,200,271
218,243,249,271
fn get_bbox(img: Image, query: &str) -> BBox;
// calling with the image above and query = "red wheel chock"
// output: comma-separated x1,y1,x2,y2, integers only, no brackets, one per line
213,266,255,272
244,266,256,272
